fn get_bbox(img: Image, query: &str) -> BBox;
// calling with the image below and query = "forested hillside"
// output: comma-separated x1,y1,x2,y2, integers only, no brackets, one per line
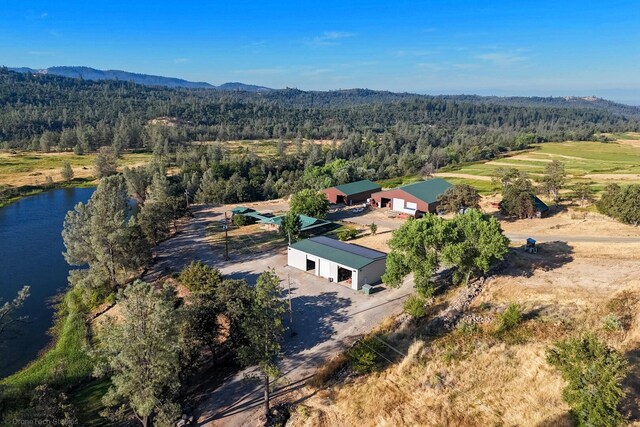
2,68,639,155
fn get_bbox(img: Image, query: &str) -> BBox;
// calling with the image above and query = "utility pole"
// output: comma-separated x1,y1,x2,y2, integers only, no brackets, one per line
224,211,229,261
288,274,294,335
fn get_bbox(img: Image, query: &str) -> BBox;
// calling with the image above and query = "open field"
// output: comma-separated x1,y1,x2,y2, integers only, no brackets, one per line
0,151,152,187
437,133,640,193
189,139,339,158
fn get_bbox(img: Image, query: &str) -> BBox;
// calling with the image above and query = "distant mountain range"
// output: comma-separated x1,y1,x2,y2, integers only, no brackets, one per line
8,66,272,92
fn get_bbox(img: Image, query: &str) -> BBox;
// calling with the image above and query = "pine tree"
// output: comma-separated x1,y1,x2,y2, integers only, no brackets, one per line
237,270,287,420
61,161,74,183
93,281,182,427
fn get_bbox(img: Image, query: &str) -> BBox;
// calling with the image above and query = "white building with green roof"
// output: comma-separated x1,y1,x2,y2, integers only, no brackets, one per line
287,236,387,290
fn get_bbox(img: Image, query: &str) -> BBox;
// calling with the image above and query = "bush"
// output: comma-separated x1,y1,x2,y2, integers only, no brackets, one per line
232,214,248,226
337,228,358,241
496,303,523,332
601,314,623,332
178,261,222,295
347,336,384,374
403,295,427,318
547,334,628,427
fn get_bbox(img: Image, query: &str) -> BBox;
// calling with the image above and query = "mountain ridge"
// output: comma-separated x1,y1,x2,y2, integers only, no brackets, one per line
7,65,272,92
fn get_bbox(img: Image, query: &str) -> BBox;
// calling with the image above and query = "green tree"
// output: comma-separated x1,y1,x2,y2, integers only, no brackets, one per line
63,175,151,289
369,222,378,235
492,167,521,190
597,184,640,226
61,161,74,183
123,166,152,204
178,261,222,296
0,285,30,339
94,146,118,179
437,184,480,213
237,269,286,419
93,281,182,427
39,131,58,152
500,176,536,218
183,295,221,358
547,334,627,427
289,189,329,218
442,209,510,285
541,160,566,204
573,182,593,207
382,215,448,296
281,211,302,244
59,128,78,151
138,174,173,254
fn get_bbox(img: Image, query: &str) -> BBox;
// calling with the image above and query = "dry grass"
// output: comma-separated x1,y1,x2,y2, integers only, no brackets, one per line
291,237,640,427
0,151,151,187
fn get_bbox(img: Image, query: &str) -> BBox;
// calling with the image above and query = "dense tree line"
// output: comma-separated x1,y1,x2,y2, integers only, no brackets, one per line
2,68,639,165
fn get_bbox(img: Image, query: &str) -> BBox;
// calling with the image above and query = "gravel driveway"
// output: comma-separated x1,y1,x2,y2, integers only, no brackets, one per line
145,204,413,426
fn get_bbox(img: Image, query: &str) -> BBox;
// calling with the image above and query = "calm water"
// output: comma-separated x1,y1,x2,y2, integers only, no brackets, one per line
0,187,95,378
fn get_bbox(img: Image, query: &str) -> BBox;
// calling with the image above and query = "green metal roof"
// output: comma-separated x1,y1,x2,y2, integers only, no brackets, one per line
244,212,273,221
533,196,549,212
231,206,255,214
260,214,331,231
332,179,381,196
289,236,386,269
399,178,453,204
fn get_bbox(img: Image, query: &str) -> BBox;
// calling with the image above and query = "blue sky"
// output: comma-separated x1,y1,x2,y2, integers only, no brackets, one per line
2,1,640,103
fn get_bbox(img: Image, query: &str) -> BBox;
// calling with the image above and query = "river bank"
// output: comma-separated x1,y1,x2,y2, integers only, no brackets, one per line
0,178,96,209
0,187,96,377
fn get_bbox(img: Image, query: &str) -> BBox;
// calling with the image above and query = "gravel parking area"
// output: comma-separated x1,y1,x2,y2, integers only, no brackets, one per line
145,204,413,426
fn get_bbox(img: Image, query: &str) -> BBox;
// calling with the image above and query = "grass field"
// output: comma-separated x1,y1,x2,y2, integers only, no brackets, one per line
192,139,337,158
437,134,640,194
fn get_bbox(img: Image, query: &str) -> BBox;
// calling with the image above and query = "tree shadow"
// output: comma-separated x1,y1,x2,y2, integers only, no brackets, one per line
327,206,374,222
283,291,351,356
502,241,574,278
223,270,262,286
621,348,640,422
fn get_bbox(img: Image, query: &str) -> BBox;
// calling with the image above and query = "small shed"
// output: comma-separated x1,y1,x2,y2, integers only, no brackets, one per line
533,196,550,218
371,178,453,215
288,236,387,290
322,180,382,205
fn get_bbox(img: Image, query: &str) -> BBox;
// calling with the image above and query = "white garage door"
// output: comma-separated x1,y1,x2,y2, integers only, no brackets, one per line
406,201,417,210
392,198,405,211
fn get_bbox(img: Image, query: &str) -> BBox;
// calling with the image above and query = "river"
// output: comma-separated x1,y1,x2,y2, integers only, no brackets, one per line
0,187,95,378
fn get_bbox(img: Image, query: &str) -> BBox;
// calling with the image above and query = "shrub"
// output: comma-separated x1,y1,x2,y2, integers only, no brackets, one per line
347,337,384,374
403,295,427,318
496,303,523,332
308,354,348,388
337,228,358,241
232,214,248,226
601,314,623,332
547,334,627,427
369,223,377,235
